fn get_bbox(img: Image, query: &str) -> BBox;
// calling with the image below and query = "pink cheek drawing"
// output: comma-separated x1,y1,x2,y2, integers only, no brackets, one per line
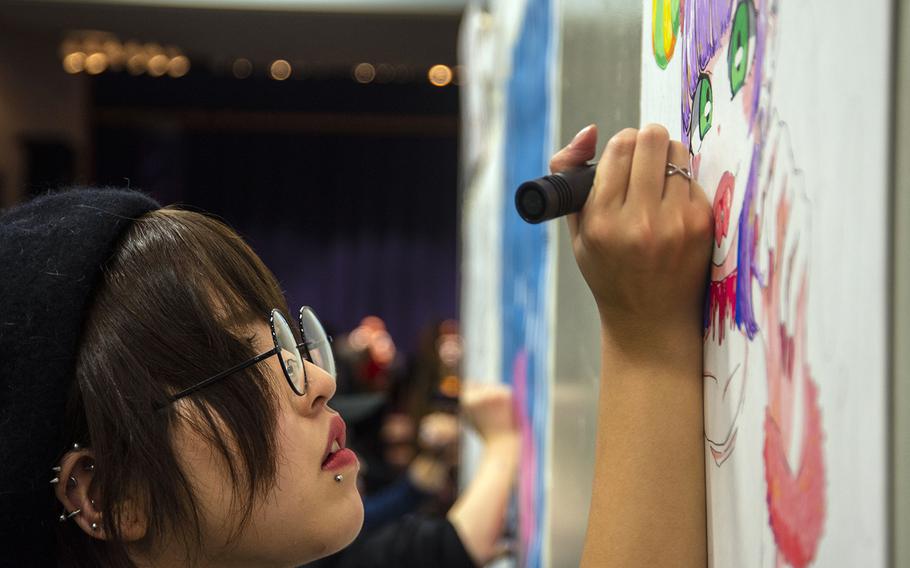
713,171,735,246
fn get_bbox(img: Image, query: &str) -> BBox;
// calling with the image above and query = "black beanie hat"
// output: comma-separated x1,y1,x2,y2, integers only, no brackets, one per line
0,188,160,562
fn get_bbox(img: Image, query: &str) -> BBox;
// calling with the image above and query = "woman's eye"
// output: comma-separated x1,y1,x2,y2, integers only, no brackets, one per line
283,353,301,375
728,0,751,96
697,74,713,141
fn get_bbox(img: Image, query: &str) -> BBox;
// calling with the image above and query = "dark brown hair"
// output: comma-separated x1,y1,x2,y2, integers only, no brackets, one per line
59,207,290,566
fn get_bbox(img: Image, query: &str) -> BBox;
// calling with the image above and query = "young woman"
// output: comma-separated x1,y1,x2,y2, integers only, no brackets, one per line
0,123,711,567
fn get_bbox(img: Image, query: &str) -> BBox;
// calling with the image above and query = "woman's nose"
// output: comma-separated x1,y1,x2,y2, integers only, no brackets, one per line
302,361,337,413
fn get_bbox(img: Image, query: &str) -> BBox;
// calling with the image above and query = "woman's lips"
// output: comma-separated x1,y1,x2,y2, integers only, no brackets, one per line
713,171,735,246
322,448,358,471
321,414,358,471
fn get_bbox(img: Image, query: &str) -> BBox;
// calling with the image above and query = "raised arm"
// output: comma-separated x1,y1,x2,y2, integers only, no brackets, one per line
447,384,520,566
551,124,711,568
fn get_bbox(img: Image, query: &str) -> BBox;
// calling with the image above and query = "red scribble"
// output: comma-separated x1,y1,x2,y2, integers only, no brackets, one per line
707,270,737,344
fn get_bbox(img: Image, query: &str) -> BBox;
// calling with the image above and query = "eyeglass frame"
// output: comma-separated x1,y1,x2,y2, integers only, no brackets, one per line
158,306,333,410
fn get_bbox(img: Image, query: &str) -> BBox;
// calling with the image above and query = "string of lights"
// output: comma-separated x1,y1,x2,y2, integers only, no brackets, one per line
59,31,459,86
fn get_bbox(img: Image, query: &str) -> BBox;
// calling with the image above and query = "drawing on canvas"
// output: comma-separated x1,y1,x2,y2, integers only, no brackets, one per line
651,0,828,564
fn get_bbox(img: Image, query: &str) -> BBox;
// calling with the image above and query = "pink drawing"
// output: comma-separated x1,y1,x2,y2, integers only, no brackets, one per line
759,139,826,567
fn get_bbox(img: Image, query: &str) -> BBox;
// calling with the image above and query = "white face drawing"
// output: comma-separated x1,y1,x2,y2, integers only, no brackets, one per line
696,0,760,466
703,313,749,465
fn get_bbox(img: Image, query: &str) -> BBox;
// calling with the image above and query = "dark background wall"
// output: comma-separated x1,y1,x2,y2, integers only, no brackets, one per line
89,69,460,352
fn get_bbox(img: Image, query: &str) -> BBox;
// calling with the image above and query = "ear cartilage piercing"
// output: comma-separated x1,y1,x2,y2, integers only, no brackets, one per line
334,474,343,483
72,443,81,450
58,508,82,522
51,466,61,473
91,522,99,531
50,477,60,485
84,463,95,472
68,476,78,488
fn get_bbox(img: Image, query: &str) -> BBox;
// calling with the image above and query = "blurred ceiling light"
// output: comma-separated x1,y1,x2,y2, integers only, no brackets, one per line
427,64,452,87
375,63,395,83
147,53,169,77
127,53,148,75
270,59,292,80
167,55,191,78
63,51,85,75
84,52,109,75
232,58,253,79
353,62,375,84
62,52,86,74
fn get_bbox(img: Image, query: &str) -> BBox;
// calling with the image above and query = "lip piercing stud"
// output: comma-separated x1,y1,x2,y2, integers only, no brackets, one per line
334,474,343,483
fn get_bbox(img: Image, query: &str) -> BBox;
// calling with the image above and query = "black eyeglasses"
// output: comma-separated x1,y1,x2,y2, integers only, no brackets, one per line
160,306,335,408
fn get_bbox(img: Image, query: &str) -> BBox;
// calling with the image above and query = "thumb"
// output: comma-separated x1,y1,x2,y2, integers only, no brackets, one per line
549,124,597,174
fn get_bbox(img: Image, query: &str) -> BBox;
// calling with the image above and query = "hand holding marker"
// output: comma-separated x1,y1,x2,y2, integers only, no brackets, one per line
515,126,694,224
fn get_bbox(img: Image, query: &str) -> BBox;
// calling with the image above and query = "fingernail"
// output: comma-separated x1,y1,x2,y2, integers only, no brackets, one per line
570,124,594,146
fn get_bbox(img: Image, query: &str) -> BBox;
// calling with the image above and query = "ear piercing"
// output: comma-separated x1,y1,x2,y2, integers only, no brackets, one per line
58,508,81,522
334,474,343,483
91,522,99,531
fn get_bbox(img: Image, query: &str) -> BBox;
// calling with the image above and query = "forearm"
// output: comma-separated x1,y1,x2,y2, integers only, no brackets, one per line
581,321,707,568
447,435,520,566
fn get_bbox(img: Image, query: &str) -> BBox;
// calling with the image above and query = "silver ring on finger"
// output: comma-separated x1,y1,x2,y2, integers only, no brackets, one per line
665,162,692,180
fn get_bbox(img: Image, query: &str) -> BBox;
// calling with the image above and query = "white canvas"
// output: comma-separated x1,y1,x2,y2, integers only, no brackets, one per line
640,1,889,566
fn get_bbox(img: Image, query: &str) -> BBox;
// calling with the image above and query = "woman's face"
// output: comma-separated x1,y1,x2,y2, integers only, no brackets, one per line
167,320,363,566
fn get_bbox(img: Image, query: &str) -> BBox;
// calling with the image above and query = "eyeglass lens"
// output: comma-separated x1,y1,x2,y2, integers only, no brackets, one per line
299,306,336,378
272,310,306,395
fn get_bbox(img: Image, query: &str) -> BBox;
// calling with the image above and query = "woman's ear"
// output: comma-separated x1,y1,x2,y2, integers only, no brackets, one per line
53,447,147,542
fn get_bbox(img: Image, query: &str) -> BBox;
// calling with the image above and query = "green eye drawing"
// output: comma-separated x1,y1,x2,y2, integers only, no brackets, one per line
697,74,713,140
728,0,751,96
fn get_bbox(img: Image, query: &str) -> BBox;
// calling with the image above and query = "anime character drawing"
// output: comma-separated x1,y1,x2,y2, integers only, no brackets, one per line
680,0,764,471
672,0,827,565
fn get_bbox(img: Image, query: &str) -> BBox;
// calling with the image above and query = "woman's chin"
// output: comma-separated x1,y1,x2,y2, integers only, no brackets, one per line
318,495,365,560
